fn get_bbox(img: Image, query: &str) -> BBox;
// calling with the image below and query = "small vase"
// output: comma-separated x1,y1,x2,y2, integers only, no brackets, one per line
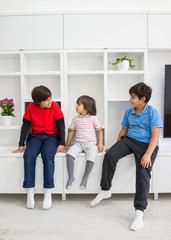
1,116,13,126
118,60,129,71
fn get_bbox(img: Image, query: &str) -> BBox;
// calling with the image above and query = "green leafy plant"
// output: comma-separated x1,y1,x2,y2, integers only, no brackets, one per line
109,56,135,69
0,98,15,117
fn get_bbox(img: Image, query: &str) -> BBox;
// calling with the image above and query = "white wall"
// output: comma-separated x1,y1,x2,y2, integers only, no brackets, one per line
0,0,171,13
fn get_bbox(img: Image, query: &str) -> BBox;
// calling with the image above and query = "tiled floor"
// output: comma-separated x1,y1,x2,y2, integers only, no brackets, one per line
0,194,171,240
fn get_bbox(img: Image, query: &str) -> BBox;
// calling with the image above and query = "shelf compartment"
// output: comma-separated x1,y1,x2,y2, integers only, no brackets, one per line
0,76,21,125
67,52,104,71
107,75,144,101
107,101,131,147
23,53,61,72
108,52,145,71
67,74,104,127
23,75,61,100
0,130,20,146
0,54,20,72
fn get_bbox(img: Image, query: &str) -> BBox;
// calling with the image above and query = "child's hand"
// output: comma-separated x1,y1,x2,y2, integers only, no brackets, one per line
141,154,151,168
98,144,104,152
57,145,66,153
62,146,68,153
12,146,25,153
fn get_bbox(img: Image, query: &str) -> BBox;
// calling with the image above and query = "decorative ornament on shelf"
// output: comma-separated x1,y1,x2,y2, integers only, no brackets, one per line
109,56,135,71
0,98,16,126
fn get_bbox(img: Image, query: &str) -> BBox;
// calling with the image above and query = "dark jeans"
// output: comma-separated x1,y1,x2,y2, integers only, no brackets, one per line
23,133,59,189
100,136,158,211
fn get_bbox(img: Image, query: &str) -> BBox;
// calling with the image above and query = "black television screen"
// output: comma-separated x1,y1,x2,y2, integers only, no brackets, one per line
164,65,171,137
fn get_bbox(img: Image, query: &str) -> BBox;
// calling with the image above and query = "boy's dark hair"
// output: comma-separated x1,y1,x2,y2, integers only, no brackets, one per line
129,82,152,103
31,85,52,106
77,95,96,115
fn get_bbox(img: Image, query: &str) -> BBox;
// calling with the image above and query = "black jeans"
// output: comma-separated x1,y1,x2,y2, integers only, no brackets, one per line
100,136,158,211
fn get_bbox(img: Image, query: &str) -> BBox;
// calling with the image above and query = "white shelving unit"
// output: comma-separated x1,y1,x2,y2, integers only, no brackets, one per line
0,48,147,194
0,48,147,147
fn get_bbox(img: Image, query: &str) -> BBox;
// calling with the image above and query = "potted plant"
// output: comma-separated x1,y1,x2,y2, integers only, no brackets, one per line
0,98,15,126
109,56,135,71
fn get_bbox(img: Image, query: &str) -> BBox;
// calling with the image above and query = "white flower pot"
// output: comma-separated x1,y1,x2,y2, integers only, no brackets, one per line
117,60,129,71
1,116,13,126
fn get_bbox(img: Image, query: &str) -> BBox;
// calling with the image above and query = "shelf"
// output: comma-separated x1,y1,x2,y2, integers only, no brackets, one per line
0,54,20,72
108,51,145,71
107,70,144,75
24,71,61,76
67,71,104,75
23,53,60,72
0,72,21,76
0,126,21,130
23,75,61,100
67,52,104,71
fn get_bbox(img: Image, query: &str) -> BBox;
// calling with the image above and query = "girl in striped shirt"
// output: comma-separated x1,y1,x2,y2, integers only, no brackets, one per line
65,95,104,190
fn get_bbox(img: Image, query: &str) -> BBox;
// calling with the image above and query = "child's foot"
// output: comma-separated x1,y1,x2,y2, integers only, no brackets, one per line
66,177,75,189
26,188,35,209
90,190,112,207
79,179,87,190
43,189,52,209
130,210,144,231
79,185,86,190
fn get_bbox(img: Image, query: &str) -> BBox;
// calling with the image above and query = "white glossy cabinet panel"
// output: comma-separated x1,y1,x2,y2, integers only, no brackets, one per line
148,14,171,48
64,14,147,49
0,15,63,50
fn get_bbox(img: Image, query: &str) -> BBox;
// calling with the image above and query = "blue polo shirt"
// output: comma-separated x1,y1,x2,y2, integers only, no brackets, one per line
122,104,163,145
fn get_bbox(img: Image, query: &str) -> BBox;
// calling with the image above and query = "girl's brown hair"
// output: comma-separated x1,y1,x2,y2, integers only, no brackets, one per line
77,95,96,115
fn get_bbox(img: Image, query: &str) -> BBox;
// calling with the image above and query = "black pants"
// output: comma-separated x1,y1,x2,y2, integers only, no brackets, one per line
100,136,158,211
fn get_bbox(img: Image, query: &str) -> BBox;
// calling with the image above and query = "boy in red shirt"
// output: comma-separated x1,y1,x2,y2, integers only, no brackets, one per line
13,86,65,209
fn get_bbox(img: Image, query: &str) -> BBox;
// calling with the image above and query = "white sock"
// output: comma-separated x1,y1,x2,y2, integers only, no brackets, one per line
43,189,52,209
26,188,35,209
90,190,112,207
130,210,144,231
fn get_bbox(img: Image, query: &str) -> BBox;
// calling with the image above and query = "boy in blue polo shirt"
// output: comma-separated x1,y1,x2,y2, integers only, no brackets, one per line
91,82,163,231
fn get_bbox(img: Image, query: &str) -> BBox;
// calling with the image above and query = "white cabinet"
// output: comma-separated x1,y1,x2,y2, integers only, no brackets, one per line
0,15,63,50
0,153,63,194
64,14,147,49
152,148,171,193
148,14,171,49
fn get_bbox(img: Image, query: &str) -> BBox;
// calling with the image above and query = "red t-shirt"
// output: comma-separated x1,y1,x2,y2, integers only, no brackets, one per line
24,101,64,135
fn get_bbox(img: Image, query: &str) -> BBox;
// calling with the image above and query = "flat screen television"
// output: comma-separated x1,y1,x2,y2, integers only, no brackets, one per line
164,65,171,137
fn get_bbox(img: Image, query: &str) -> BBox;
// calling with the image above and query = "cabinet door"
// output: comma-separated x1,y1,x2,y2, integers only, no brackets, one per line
152,157,171,193
0,157,24,193
64,14,147,49
0,15,63,50
111,156,136,193
148,14,171,48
